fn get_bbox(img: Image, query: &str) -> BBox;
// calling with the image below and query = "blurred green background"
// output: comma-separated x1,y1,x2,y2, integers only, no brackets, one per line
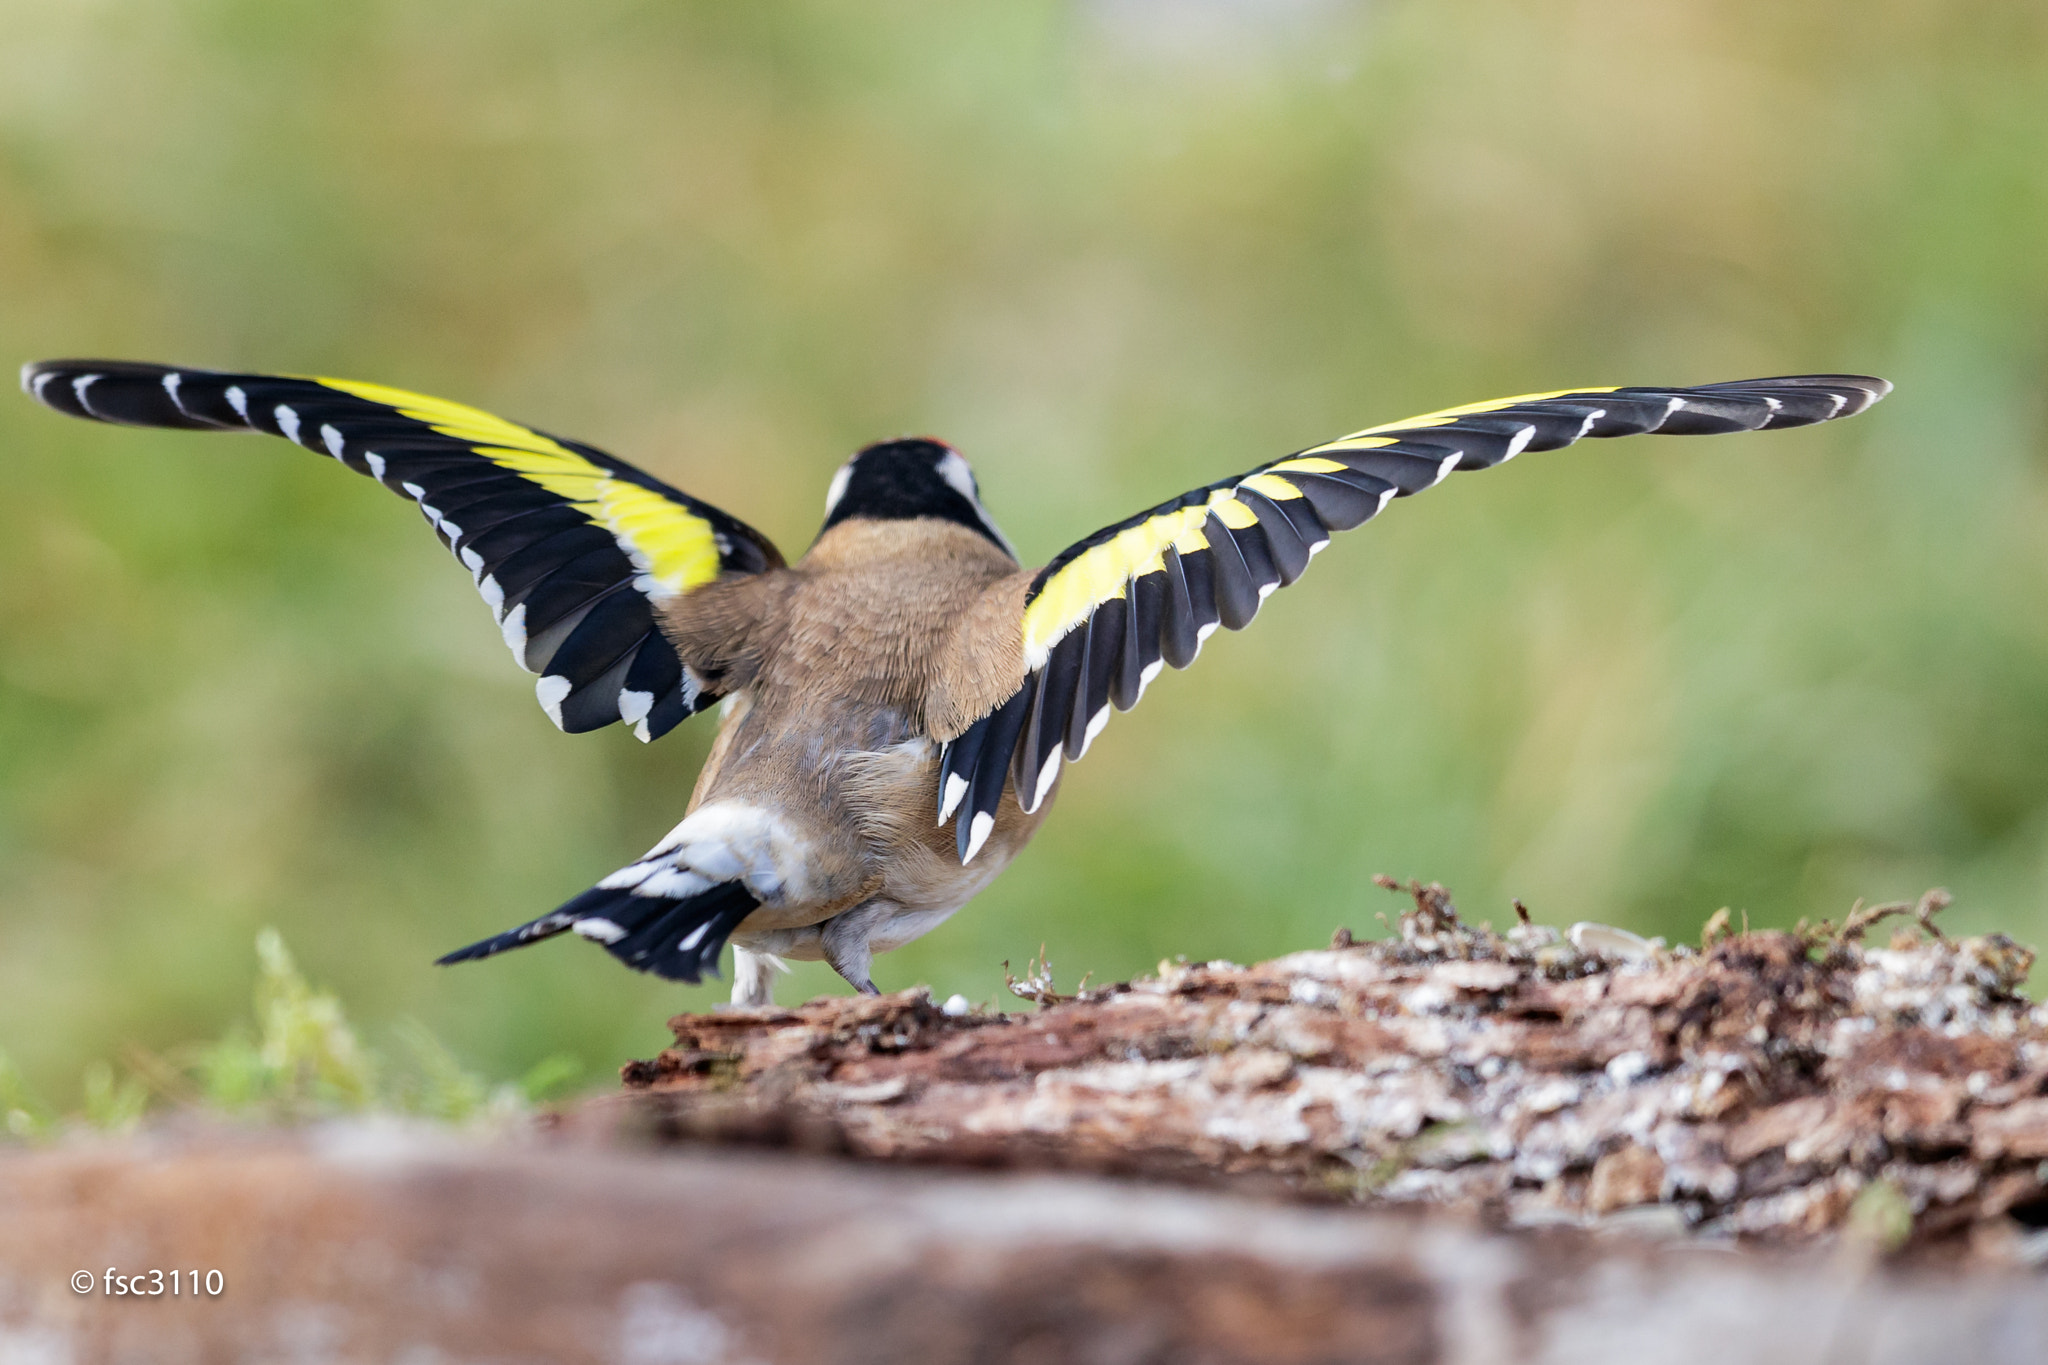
3,0,2045,1105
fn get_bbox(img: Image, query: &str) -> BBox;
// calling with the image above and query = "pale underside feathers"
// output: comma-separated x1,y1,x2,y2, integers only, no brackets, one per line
936,375,1892,863
20,359,783,741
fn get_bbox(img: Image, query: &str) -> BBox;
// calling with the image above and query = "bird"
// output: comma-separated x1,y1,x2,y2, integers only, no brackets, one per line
22,360,1889,1005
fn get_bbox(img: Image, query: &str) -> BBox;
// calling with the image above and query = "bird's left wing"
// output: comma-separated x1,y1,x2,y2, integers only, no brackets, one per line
936,374,1891,861
22,360,783,740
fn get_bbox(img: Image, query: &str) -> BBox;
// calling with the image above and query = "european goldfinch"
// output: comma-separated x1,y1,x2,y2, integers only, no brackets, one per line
22,361,1888,1004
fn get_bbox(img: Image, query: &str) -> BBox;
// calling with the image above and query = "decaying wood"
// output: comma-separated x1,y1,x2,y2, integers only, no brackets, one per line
609,883,2048,1263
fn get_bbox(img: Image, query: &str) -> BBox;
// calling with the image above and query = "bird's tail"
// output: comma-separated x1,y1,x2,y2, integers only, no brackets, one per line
436,878,759,984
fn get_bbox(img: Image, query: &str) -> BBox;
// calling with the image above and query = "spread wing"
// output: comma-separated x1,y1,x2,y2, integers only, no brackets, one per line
22,359,783,741
937,374,1891,861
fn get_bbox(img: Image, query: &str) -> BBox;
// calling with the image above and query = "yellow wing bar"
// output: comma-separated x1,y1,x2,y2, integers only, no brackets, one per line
24,359,785,740
318,378,727,599
938,375,1890,862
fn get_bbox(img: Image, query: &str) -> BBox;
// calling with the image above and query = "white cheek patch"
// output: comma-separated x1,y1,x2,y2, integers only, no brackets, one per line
935,449,979,504
823,462,854,517
936,449,1018,558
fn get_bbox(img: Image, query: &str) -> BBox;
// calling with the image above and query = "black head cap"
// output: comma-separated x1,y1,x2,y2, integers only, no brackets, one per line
818,437,1015,558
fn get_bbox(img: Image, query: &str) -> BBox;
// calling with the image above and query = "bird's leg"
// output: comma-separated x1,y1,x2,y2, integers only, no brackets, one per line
821,907,883,997
729,947,787,1008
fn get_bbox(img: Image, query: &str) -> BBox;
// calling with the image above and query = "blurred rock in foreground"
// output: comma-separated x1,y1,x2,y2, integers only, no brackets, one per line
3,1131,2046,1365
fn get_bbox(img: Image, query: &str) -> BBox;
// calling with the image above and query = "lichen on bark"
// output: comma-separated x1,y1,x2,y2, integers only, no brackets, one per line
610,881,2048,1263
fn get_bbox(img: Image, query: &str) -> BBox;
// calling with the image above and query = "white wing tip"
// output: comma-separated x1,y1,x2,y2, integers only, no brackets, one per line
1077,706,1111,759
1023,751,1061,814
939,772,969,825
963,811,995,863
535,674,572,727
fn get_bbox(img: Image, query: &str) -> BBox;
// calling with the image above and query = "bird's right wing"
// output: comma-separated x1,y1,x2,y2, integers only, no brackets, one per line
23,359,785,741
935,374,1891,861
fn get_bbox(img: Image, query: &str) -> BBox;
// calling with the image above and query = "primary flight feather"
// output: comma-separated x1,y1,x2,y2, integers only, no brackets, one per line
22,360,1888,1004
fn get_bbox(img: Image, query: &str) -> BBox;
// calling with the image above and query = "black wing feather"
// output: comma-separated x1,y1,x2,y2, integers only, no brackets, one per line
23,359,786,741
938,374,1891,862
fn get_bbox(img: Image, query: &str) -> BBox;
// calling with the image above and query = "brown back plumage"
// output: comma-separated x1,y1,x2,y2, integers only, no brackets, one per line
660,516,1044,928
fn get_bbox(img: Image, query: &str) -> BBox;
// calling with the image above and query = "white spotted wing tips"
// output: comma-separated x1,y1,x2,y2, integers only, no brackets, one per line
21,359,787,743
938,374,1889,862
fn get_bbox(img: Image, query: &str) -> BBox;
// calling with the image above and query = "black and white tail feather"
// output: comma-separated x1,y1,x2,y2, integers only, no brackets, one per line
436,876,760,983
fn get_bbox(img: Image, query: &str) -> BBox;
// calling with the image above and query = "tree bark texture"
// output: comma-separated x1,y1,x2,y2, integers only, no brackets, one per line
613,888,2048,1260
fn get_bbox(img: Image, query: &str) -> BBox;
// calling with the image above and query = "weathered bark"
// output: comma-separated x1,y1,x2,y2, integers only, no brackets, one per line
609,886,2048,1261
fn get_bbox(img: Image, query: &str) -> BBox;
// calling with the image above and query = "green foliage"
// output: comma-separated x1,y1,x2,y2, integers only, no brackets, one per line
187,928,540,1122
0,1051,55,1140
1847,1179,1917,1253
78,1060,147,1134
515,1053,586,1105
191,927,378,1114
1,930,543,1137
2,1,2047,1104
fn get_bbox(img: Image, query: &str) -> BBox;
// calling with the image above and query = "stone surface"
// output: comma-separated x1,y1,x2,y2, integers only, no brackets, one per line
3,1130,2046,1365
